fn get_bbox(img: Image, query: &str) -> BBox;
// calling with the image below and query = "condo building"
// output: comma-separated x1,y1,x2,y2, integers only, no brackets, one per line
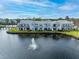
17,20,74,31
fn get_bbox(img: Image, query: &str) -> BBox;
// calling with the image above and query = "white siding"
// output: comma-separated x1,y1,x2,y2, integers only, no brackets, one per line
17,20,74,31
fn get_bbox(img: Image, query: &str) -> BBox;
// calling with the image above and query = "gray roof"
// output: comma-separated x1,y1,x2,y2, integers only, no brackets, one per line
18,20,73,25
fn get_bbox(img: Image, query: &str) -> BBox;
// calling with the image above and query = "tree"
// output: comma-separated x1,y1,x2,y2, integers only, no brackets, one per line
32,17,36,21
15,18,20,23
35,17,42,21
58,17,63,20
5,18,10,25
65,16,69,20
10,20,17,25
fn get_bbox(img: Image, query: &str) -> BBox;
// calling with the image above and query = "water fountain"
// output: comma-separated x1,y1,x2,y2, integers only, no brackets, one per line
28,38,38,50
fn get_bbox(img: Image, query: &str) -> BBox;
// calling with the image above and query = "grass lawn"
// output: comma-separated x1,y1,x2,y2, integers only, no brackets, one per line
7,28,79,39
58,31,79,39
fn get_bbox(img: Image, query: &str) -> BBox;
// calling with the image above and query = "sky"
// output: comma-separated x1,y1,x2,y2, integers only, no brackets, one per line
0,0,79,18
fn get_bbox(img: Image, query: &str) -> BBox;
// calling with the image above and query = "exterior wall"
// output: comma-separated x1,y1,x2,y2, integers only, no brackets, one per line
17,20,74,31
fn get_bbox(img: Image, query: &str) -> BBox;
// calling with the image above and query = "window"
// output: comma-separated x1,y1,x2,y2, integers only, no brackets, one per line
35,24,38,25
20,28,23,30
48,28,50,30
35,28,38,30
26,24,30,28
44,28,47,30
24,24,26,26
39,28,42,30
53,28,56,30
44,24,48,26
21,24,23,27
40,24,42,26
27,28,30,30
53,24,56,27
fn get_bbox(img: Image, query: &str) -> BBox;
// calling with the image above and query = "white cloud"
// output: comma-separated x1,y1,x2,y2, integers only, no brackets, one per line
58,3,77,11
0,14,19,18
0,4,4,10
11,0,27,3
9,0,56,7
0,4,5,15
26,2,49,7
0,12,40,18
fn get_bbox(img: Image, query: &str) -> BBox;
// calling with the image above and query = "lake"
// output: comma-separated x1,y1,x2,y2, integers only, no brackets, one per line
0,30,79,59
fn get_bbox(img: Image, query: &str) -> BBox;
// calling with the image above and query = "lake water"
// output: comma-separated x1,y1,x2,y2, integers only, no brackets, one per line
0,30,79,59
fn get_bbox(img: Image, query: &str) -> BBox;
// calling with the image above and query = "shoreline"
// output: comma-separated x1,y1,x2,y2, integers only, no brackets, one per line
7,30,79,40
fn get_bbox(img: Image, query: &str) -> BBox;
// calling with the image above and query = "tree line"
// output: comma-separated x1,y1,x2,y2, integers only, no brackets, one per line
0,16,79,25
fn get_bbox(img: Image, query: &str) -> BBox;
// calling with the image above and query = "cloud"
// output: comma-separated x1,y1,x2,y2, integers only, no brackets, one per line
58,3,77,11
0,4,4,10
11,0,29,4
0,0,79,18
26,2,50,7
9,0,57,7
0,11,40,18
0,13,19,19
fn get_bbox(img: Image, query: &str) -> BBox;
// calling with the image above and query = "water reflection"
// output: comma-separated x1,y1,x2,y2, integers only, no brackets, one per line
0,30,79,59
18,34,73,40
